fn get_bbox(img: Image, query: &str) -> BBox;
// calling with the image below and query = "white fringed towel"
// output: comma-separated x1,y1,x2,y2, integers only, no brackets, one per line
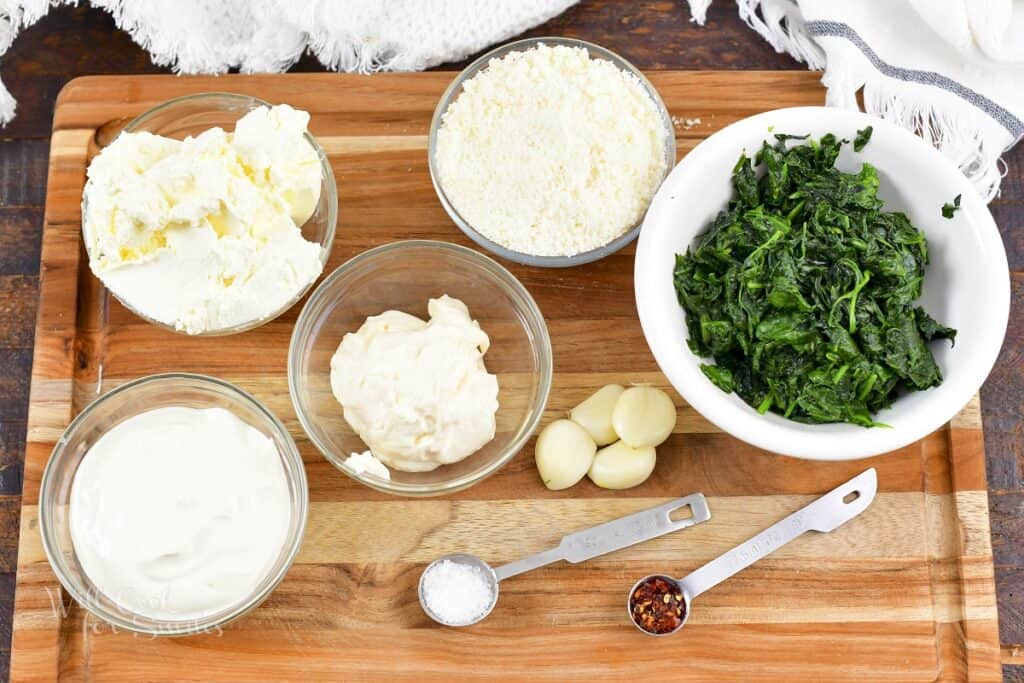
688,0,1024,201
0,0,578,125
4,1,1022,200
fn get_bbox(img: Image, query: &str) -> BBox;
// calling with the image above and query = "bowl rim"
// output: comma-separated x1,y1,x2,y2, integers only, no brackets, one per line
635,105,1011,460
288,239,554,496
38,372,310,636
84,91,338,337
427,36,676,268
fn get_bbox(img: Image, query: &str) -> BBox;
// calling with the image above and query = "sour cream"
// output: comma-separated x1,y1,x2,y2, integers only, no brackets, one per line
344,450,391,480
330,295,499,472
69,406,291,621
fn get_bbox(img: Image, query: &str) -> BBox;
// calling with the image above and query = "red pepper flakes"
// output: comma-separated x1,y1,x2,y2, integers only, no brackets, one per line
630,575,686,634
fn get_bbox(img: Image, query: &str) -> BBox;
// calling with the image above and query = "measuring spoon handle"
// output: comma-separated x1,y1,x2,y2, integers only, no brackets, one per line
494,493,711,582
677,468,877,601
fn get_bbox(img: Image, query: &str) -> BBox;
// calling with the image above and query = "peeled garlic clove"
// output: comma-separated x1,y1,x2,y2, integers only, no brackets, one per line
535,419,597,491
588,440,657,490
569,384,624,446
612,386,677,448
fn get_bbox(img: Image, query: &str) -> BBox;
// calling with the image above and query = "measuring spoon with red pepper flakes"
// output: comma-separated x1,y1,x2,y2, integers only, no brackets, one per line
628,468,877,636
420,492,711,627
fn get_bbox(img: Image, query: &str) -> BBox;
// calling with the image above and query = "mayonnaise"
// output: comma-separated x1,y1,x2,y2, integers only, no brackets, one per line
330,295,499,472
69,406,291,621
344,450,391,480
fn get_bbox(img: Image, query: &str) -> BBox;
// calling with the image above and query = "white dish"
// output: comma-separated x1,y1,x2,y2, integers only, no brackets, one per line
635,106,1010,460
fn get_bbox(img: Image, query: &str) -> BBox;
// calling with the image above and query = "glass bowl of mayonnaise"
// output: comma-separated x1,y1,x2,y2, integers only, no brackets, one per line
81,92,338,336
39,373,308,636
289,240,553,496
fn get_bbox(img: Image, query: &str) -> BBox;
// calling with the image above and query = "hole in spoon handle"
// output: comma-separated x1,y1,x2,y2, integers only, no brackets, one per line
668,493,711,529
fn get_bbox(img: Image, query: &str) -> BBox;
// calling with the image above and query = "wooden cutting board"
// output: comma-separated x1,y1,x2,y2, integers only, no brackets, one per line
10,72,1002,681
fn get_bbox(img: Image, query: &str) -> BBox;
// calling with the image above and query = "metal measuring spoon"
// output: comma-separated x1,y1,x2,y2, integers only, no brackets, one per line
419,492,712,627
628,468,877,636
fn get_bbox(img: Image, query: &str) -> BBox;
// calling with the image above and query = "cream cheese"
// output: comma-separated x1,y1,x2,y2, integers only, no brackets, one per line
69,406,291,621
82,104,324,334
330,296,499,472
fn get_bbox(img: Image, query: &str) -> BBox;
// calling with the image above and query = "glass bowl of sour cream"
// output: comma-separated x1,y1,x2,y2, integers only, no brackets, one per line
289,240,553,496
39,373,309,636
81,92,338,336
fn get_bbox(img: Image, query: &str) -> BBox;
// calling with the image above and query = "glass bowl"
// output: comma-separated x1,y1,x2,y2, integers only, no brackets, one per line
427,37,676,268
38,373,309,636
82,91,338,335
289,240,552,496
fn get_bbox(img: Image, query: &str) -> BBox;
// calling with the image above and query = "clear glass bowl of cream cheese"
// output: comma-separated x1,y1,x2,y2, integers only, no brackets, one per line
428,37,676,268
39,373,309,636
289,240,553,496
81,92,338,335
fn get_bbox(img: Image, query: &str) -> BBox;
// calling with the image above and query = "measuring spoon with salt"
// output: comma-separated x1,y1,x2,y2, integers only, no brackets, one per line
627,468,877,636
419,492,711,627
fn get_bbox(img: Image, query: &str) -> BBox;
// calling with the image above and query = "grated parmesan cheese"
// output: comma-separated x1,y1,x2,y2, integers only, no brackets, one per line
435,44,669,258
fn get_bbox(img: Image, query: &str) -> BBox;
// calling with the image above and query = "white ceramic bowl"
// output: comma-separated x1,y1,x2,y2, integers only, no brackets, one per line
635,106,1010,460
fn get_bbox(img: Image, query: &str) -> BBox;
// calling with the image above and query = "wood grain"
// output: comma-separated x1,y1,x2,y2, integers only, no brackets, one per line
0,1,1021,679
990,205,1023,272
0,209,43,276
5,71,1003,682
0,352,32,423
0,142,48,208
0,422,26,498
0,277,39,350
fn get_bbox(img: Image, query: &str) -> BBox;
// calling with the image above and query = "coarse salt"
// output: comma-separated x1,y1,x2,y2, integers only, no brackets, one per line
435,43,669,257
421,559,494,626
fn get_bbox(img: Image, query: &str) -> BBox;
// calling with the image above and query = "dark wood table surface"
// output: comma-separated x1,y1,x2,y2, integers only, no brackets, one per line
0,2,1020,680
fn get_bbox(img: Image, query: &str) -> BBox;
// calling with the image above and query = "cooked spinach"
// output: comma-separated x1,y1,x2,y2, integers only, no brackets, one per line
673,129,955,427
942,193,961,219
853,125,873,152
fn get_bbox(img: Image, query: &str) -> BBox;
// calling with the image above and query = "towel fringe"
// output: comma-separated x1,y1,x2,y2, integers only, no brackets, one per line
0,0,578,125
0,80,14,123
1,0,72,124
864,80,1005,201
687,0,1007,201
305,30,424,75
687,0,712,24
736,0,826,69
687,0,825,68
822,56,1005,201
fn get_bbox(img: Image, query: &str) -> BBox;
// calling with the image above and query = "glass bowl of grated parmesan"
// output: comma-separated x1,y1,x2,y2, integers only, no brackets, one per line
429,37,675,268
